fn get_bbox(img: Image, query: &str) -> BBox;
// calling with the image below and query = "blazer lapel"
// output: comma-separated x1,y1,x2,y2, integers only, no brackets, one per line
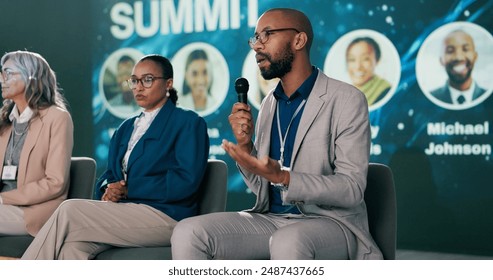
115,116,135,177
0,126,12,176
291,71,327,167
257,94,277,158
17,111,45,185
472,85,484,100
126,101,174,170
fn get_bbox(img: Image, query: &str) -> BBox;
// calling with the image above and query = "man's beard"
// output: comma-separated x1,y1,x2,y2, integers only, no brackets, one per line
445,61,473,85
259,44,294,80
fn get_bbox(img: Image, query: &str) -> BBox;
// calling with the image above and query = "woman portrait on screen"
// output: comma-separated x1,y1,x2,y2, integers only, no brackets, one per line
345,36,392,106
180,49,216,112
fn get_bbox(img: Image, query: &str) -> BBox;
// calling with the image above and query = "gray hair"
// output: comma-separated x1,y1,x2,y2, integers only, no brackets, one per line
0,50,68,133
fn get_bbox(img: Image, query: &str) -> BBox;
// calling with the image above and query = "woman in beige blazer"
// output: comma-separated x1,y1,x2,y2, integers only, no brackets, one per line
0,50,73,236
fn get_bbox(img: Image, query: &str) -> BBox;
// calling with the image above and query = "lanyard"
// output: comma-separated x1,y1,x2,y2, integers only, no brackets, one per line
7,120,29,166
276,99,306,167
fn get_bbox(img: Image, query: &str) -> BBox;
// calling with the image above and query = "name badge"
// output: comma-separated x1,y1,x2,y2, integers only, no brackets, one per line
2,165,17,180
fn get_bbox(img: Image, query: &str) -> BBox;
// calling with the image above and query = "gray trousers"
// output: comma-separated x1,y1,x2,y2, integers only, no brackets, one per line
21,199,176,260
171,212,356,260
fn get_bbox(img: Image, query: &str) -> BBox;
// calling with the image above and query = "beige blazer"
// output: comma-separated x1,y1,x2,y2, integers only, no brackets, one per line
239,70,383,259
0,106,73,236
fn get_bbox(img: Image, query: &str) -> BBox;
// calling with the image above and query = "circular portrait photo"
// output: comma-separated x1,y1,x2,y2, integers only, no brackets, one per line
324,29,401,111
99,48,144,119
416,22,493,110
172,42,229,117
241,50,280,110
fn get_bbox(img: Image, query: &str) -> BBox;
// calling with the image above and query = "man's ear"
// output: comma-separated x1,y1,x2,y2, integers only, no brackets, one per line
293,32,308,51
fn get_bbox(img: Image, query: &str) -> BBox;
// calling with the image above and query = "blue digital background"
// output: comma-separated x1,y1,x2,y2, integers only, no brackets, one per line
92,0,493,254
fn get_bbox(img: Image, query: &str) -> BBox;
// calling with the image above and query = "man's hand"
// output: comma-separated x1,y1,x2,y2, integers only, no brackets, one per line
102,180,128,202
222,139,286,184
228,102,254,152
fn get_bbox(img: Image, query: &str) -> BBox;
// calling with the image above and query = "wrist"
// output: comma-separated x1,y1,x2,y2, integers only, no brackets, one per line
271,170,290,190
239,140,253,153
281,170,290,186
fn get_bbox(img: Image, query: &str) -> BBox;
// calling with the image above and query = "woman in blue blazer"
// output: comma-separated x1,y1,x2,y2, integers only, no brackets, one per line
22,54,209,259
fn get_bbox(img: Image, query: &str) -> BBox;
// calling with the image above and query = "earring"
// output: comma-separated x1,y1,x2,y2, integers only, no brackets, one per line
166,90,170,97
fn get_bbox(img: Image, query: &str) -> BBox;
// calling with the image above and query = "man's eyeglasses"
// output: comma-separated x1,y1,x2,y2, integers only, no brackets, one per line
126,75,166,89
0,69,21,83
248,28,300,48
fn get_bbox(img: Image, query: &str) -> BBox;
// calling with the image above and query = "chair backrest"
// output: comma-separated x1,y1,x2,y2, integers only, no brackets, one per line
93,159,228,260
68,157,97,199
365,163,397,260
197,159,228,214
0,157,97,259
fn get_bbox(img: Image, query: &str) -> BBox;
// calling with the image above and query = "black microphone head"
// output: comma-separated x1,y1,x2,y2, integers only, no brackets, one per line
234,77,249,94
234,77,249,104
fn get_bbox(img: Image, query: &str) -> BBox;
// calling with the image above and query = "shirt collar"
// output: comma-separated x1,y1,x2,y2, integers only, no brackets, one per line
134,106,162,126
273,67,318,101
142,106,161,120
9,105,34,123
448,82,476,104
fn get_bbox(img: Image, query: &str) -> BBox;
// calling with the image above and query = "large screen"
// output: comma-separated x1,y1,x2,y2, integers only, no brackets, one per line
91,0,493,254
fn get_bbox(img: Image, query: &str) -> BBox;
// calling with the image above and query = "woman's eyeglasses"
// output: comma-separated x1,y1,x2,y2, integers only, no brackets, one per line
126,75,166,89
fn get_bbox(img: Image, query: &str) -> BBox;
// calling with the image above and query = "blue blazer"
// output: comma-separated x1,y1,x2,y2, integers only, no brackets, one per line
95,101,209,221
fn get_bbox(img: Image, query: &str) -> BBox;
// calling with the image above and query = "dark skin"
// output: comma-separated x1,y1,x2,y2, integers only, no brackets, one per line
439,30,478,91
222,102,286,185
102,180,127,202
102,59,172,202
221,9,313,186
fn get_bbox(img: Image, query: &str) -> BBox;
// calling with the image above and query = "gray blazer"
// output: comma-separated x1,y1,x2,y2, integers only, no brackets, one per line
239,70,383,259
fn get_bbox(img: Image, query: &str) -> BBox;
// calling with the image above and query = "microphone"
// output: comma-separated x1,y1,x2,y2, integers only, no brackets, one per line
234,77,249,104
